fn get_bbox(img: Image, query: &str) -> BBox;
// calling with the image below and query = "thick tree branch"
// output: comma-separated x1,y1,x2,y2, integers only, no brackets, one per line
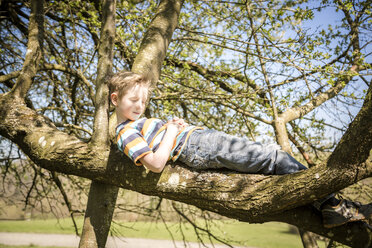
131,0,183,81
327,81,372,171
0,91,371,246
79,181,119,248
90,0,116,146
79,1,118,247
10,0,44,99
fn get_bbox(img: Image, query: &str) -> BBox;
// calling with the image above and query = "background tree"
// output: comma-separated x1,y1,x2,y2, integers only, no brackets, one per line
0,0,371,247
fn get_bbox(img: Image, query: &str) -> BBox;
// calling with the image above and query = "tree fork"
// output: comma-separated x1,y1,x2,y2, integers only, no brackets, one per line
80,0,184,246
80,0,117,247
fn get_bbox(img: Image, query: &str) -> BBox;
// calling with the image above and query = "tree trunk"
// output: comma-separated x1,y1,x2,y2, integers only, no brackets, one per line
299,229,319,248
79,182,119,248
79,0,184,246
80,0,117,246
273,116,318,248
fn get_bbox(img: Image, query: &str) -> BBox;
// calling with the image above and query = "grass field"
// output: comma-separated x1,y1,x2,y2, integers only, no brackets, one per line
0,218,328,248
0,246,68,248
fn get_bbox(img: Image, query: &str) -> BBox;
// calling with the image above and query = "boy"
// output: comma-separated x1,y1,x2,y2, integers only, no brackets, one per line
109,71,372,228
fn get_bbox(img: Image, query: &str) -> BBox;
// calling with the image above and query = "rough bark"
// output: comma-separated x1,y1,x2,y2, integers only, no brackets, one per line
10,0,44,99
90,0,116,147
79,181,119,248
131,0,183,82
79,0,118,247
299,229,319,248
80,0,184,247
0,84,371,246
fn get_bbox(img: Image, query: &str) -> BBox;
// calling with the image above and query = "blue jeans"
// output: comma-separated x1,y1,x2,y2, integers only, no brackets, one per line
179,129,307,175
178,129,333,209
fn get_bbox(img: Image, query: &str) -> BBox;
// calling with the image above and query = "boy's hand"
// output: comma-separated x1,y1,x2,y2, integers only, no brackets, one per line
166,122,180,133
140,117,186,173
167,117,189,131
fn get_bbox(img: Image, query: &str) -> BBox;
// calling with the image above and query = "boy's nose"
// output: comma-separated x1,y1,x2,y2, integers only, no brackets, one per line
136,101,144,110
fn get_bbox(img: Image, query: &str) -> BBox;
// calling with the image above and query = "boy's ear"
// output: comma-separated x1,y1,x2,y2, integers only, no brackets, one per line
110,92,119,107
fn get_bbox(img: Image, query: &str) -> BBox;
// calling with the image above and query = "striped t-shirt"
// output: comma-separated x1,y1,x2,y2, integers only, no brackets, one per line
116,117,202,166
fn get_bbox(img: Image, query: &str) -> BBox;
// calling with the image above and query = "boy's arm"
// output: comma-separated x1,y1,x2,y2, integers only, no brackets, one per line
139,123,179,173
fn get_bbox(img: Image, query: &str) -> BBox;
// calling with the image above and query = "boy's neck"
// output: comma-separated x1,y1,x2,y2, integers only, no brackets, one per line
116,114,127,125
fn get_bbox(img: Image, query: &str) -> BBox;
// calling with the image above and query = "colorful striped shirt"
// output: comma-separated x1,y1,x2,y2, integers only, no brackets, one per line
116,117,202,166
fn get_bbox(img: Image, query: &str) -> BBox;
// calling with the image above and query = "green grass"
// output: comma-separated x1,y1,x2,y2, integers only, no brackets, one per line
0,245,70,248
0,218,326,248
110,220,305,248
0,218,83,235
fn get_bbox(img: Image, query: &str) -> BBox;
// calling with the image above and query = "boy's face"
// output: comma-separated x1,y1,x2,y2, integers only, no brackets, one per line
111,84,148,122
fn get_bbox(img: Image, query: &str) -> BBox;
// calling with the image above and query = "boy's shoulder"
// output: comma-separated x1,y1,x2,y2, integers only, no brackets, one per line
115,117,166,134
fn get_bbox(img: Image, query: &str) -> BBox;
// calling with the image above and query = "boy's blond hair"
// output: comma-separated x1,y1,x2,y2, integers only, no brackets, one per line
108,71,152,99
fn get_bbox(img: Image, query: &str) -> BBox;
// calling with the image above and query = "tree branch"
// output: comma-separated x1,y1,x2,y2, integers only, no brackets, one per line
0,92,371,246
90,0,116,146
1,64,96,104
42,64,95,105
50,171,79,236
282,79,349,123
0,71,20,85
288,123,316,167
79,1,118,247
10,0,44,99
131,0,184,81
327,80,372,171
165,56,270,101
